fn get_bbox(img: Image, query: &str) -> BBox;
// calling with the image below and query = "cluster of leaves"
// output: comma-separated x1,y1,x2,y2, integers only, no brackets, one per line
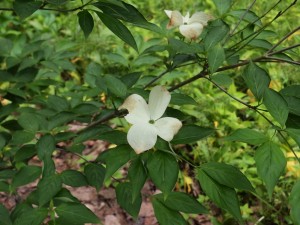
0,0,300,224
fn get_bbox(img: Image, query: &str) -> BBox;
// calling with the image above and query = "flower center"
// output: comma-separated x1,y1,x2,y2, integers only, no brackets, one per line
149,119,155,124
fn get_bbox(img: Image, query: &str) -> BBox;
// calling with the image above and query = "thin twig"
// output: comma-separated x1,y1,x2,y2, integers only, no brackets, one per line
144,69,170,88
266,56,300,66
267,43,300,56
223,0,257,45
267,26,300,54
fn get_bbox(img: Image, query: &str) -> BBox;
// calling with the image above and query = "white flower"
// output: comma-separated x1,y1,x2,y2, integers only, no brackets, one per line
119,86,182,154
164,10,212,40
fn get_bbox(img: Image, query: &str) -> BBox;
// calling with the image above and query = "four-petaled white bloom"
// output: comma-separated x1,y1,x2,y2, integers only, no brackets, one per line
164,10,212,40
119,86,182,154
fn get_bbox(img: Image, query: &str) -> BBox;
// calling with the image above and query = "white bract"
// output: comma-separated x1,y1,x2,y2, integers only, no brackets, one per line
119,86,182,154
164,10,212,40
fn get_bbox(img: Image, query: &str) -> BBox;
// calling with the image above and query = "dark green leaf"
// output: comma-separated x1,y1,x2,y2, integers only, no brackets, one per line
46,0,68,5
204,20,229,50
197,169,242,222
11,130,35,145
84,164,105,191
242,61,270,101
172,125,214,144
152,197,187,225
13,1,42,19
47,95,69,112
229,10,262,26
263,88,289,127
37,134,56,160
170,93,197,106
98,130,127,145
12,166,41,189
55,203,100,224
116,182,142,218
212,0,232,15
38,174,62,206
169,38,205,54
14,144,36,162
208,44,225,73
255,141,286,198
0,204,12,225
280,85,300,116
286,128,300,147
0,181,9,192
98,145,133,181
93,2,161,33
201,162,255,192
77,10,94,38
128,157,148,202
13,208,48,225
61,170,88,187
73,125,111,144
104,75,127,97
147,151,178,193
96,12,138,51
17,112,39,131
289,180,300,225
155,192,208,214
42,156,56,177
224,128,269,145
121,72,142,88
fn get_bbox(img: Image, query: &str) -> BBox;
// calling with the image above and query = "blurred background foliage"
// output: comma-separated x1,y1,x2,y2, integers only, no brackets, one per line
0,0,299,224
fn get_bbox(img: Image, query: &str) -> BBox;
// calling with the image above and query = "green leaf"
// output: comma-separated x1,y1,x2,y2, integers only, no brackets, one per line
96,12,138,51
0,181,9,192
61,170,88,187
37,134,56,160
128,157,148,202
286,128,300,147
169,38,205,54
242,61,270,101
229,10,262,26
13,208,48,225
13,1,42,19
0,204,12,225
73,125,111,144
77,10,94,38
263,88,289,127
17,112,40,131
224,128,269,145
11,130,35,145
172,125,214,144
42,156,56,177
147,151,178,193
55,203,100,224
207,44,225,73
204,20,229,50
98,130,127,145
84,164,105,191
289,180,300,225
201,162,255,192
104,75,128,98
93,1,161,33
47,95,69,112
14,144,36,162
254,141,286,198
98,145,133,181
280,85,300,116
152,197,187,225
38,174,62,206
46,0,68,5
197,169,242,222
121,72,142,88
212,0,232,15
12,165,42,189
211,74,233,88
170,93,197,106
116,182,142,218
155,192,208,214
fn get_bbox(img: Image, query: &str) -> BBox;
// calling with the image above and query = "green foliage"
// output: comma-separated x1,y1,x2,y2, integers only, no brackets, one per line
0,0,299,224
